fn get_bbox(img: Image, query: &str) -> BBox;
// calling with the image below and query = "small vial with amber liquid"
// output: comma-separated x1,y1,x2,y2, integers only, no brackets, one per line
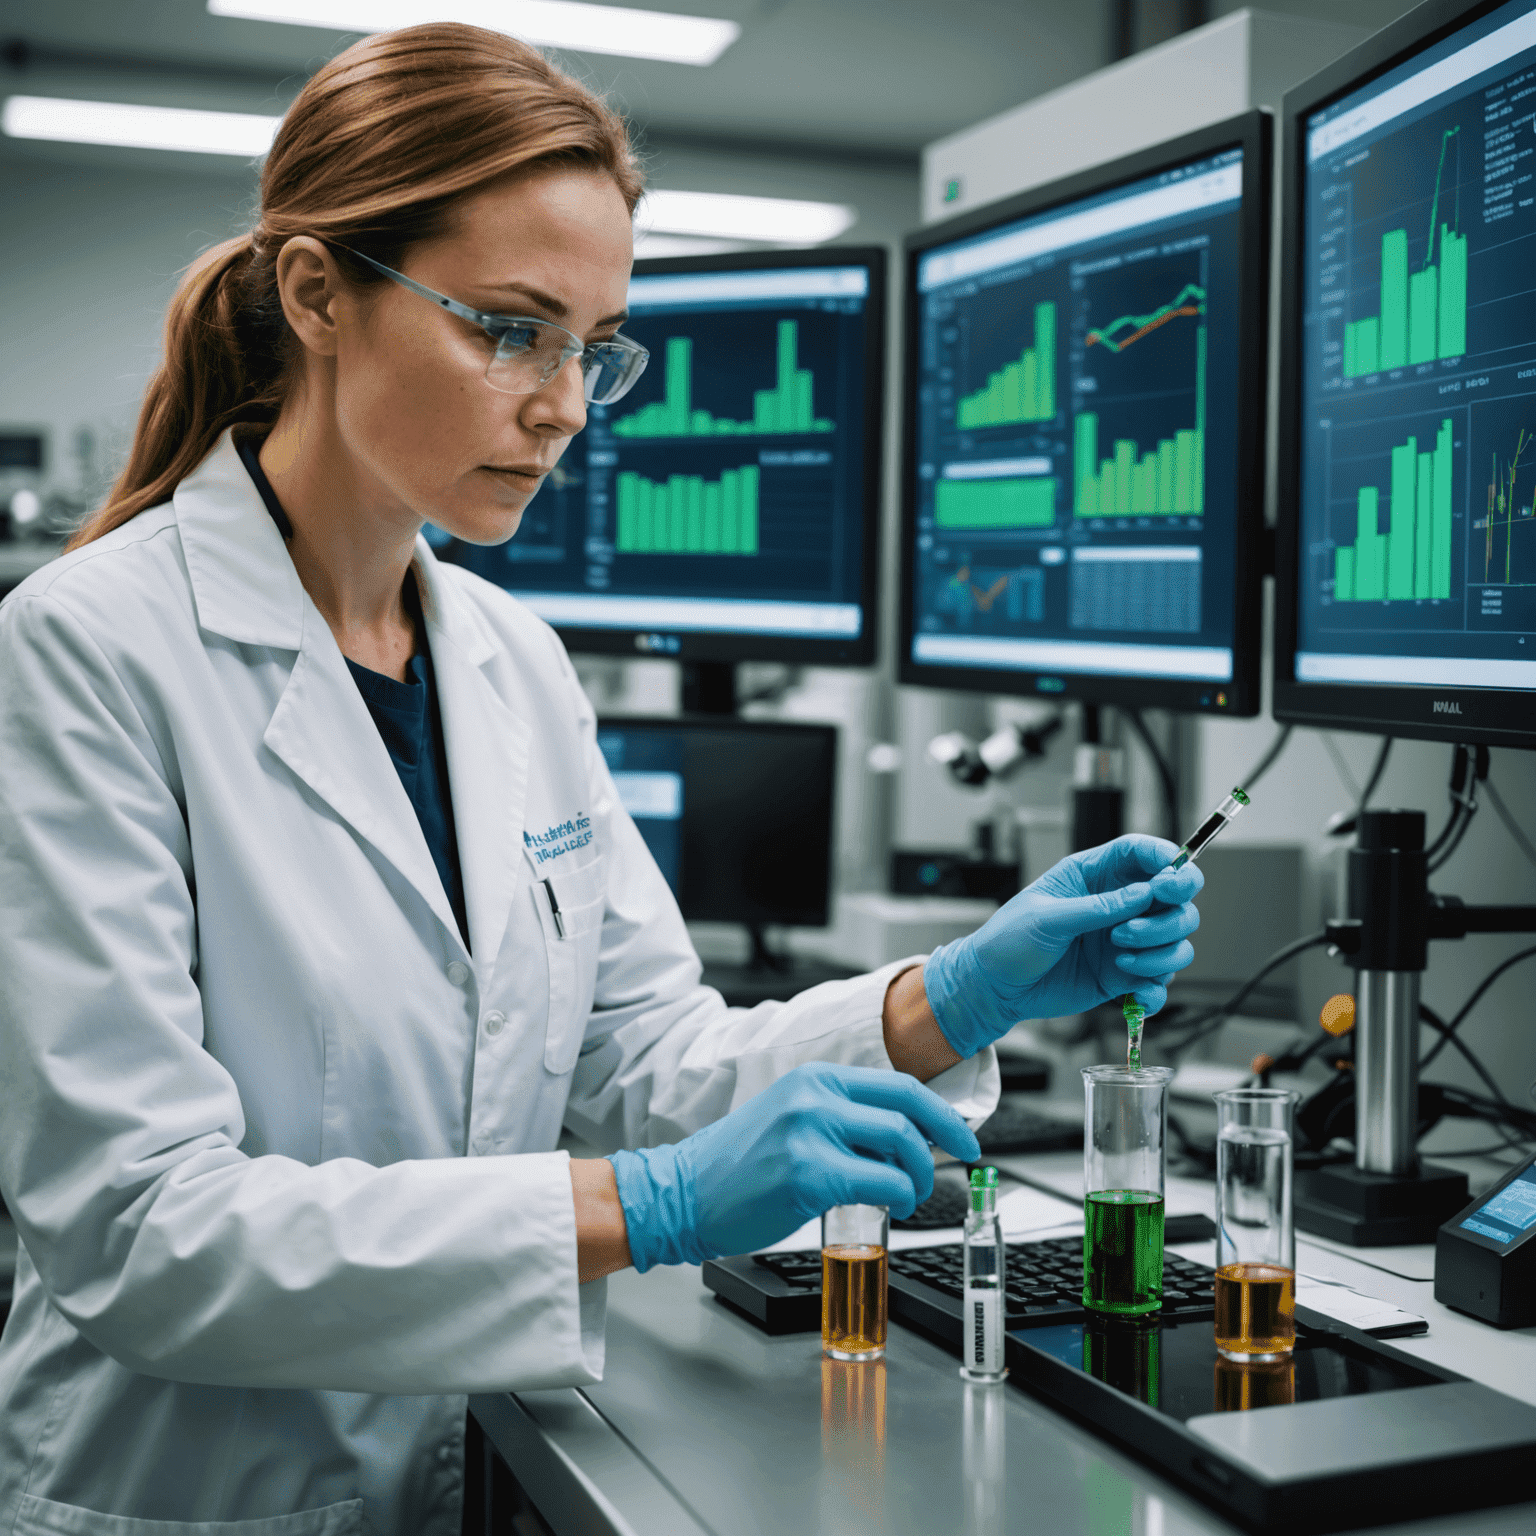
822,1204,888,1361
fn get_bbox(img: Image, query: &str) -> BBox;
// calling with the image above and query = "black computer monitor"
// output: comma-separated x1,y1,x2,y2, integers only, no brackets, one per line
1275,0,1536,749
898,112,1271,715
595,716,836,928
438,248,885,676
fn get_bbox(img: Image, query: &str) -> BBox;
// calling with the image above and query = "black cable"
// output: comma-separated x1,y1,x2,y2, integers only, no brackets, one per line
1423,746,1467,862
1120,707,1179,842
1419,1002,1509,1108
1420,943,1536,1075
1426,745,1488,872
1327,735,1393,837
1427,809,1474,873
1240,724,1293,792
1435,1084,1536,1145
1159,930,1329,1057
1484,774,1536,870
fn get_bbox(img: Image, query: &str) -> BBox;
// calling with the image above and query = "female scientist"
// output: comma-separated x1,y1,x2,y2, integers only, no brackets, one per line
0,24,1202,1536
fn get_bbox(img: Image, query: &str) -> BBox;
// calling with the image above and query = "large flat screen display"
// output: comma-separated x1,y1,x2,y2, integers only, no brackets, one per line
1277,0,1536,745
439,248,884,666
899,114,1270,713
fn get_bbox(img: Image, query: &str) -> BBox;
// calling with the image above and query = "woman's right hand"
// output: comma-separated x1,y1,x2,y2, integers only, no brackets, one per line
607,1062,981,1271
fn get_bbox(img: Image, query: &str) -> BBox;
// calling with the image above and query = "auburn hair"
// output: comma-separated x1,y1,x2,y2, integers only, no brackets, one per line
69,23,643,550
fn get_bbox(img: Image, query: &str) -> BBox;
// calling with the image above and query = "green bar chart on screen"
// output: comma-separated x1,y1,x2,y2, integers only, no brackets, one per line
1074,327,1207,516
615,466,760,554
956,302,1057,428
1480,429,1536,586
935,476,1057,529
1333,420,1452,600
1342,128,1466,377
612,322,832,438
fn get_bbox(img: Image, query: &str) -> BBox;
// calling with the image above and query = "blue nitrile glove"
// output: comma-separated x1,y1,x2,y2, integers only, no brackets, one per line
922,834,1203,1060
608,1062,982,1270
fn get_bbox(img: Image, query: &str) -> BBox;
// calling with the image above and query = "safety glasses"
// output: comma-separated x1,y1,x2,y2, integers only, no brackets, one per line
334,245,649,405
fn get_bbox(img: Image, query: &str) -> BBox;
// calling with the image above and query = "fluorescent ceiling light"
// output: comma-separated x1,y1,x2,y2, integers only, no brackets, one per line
2,95,280,156
208,0,741,67
638,189,856,245
633,232,744,258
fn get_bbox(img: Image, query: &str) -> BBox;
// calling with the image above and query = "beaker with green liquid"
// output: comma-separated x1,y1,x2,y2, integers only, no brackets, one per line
1081,1065,1173,1317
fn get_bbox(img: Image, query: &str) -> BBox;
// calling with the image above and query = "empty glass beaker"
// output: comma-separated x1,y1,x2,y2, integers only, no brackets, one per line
1214,1088,1300,1362
1081,1065,1173,1316
822,1204,888,1361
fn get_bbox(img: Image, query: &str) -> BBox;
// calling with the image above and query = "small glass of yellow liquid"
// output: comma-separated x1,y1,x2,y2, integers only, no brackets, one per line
822,1204,888,1361
1214,1088,1301,1362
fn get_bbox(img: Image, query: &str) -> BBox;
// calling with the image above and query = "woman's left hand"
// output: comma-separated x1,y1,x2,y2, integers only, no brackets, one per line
921,835,1203,1060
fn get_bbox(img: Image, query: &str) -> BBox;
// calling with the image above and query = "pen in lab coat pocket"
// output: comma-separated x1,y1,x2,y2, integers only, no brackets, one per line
541,878,565,938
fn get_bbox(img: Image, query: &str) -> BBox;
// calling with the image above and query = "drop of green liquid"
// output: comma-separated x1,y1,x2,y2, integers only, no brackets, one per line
1122,995,1146,1070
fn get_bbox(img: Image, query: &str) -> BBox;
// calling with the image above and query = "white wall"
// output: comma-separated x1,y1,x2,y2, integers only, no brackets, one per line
0,150,253,505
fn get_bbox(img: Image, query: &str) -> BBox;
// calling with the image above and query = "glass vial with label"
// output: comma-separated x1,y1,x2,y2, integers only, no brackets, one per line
960,1166,1008,1382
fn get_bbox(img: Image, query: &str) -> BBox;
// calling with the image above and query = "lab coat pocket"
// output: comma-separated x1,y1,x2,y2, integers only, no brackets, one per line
535,852,606,1077
14,1493,364,1536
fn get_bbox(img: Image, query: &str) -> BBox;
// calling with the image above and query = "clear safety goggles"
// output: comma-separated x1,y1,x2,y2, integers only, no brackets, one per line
334,244,650,405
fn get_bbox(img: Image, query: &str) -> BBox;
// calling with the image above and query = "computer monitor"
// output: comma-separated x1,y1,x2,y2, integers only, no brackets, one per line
898,112,1271,715
438,248,885,675
595,716,836,929
1275,0,1536,749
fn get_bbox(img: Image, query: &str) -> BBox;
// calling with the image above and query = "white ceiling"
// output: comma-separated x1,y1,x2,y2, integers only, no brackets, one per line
0,0,1426,162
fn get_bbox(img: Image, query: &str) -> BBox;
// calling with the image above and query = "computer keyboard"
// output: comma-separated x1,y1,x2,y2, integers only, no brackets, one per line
891,1182,973,1229
975,1101,1082,1155
703,1227,1217,1335
886,1237,1216,1327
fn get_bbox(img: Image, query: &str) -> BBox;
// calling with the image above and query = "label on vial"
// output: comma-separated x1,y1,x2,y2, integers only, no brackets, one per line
965,1287,1004,1373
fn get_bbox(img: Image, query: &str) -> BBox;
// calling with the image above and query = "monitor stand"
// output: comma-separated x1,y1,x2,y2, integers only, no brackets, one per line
701,923,860,1009
681,660,738,716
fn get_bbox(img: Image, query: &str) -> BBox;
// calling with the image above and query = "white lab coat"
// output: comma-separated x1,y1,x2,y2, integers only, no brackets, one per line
0,431,998,1536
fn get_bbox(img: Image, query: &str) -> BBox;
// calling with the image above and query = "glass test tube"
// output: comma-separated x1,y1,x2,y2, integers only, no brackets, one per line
1082,1066,1173,1316
822,1203,888,1361
1214,1087,1300,1362
1170,786,1250,869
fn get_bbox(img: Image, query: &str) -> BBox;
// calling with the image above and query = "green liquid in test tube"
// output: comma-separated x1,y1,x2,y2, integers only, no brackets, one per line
1123,787,1251,1067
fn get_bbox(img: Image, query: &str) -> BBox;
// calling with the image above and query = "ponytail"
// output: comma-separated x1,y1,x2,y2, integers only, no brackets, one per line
69,23,642,551
68,233,287,550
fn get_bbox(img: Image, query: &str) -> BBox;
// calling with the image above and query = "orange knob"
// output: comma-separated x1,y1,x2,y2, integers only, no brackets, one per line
1319,993,1356,1037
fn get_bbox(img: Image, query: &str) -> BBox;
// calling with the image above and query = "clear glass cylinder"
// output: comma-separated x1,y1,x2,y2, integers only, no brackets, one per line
821,1204,888,1361
1214,1088,1300,1362
1081,1065,1173,1316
